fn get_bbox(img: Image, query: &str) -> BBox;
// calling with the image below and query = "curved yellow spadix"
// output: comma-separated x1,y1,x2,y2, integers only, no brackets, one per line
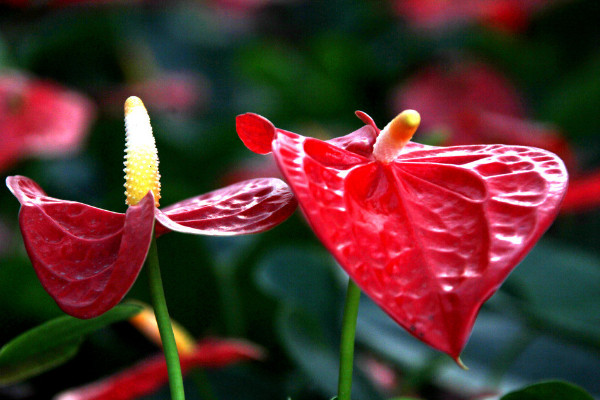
372,110,421,164
123,96,161,207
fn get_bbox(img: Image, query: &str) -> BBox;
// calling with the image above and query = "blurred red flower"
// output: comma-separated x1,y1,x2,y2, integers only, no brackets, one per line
0,72,95,173
394,0,550,32
560,170,600,213
54,338,263,400
395,61,600,212
393,61,576,169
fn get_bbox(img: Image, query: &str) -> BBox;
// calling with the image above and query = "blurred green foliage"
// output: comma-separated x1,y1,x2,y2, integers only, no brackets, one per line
0,1,599,399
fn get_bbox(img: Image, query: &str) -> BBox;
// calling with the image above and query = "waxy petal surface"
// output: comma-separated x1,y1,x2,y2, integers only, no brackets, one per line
241,115,568,359
6,176,154,319
154,178,297,237
54,339,264,400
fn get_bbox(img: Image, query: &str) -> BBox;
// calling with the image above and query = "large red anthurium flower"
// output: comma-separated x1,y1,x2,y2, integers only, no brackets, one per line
236,109,568,362
6,97,297,320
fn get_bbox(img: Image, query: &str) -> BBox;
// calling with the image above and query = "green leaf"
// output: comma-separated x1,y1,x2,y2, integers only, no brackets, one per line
278,307,384,400
502,240,600,350
255,246,342,330
500,381,594,400
0,302,143,385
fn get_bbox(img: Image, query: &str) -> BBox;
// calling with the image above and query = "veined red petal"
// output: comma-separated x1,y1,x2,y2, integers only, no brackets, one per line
54,338,264,400
154,178,297,237
263,117,568,360
6,176,154,319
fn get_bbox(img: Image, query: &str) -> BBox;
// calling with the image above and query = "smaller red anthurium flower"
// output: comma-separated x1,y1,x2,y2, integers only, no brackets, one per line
55,306,264,400
6,96,297,319
236,109,568,362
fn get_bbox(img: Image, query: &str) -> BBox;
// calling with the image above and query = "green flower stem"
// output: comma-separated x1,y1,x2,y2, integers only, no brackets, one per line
337,278,361,400
146,236,185,400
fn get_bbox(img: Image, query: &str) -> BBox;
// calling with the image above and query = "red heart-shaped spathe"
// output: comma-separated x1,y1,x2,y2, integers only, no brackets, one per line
7,175,297,318
237,112,568,360
7,175,154,319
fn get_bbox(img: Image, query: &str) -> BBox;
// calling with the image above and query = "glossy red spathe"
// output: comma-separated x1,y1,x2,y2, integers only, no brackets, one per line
6,175,296,319
236,111,568,361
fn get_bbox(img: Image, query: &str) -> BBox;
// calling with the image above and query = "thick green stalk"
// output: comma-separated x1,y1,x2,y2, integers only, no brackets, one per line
146,236,185,400
337,279,361,400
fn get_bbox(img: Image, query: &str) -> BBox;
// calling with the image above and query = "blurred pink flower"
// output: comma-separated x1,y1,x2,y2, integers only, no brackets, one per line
393,61,575,169
54,338,264,400
0,72,95,173
394,0,550,32
101,72,210,115
360,356,398,393
394,61,525,131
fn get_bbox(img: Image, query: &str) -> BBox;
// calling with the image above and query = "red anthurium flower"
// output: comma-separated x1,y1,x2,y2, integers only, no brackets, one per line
54,338,263,400
394,62,576,170
0,72,95,173
236,109,568,361
6,97,296,319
